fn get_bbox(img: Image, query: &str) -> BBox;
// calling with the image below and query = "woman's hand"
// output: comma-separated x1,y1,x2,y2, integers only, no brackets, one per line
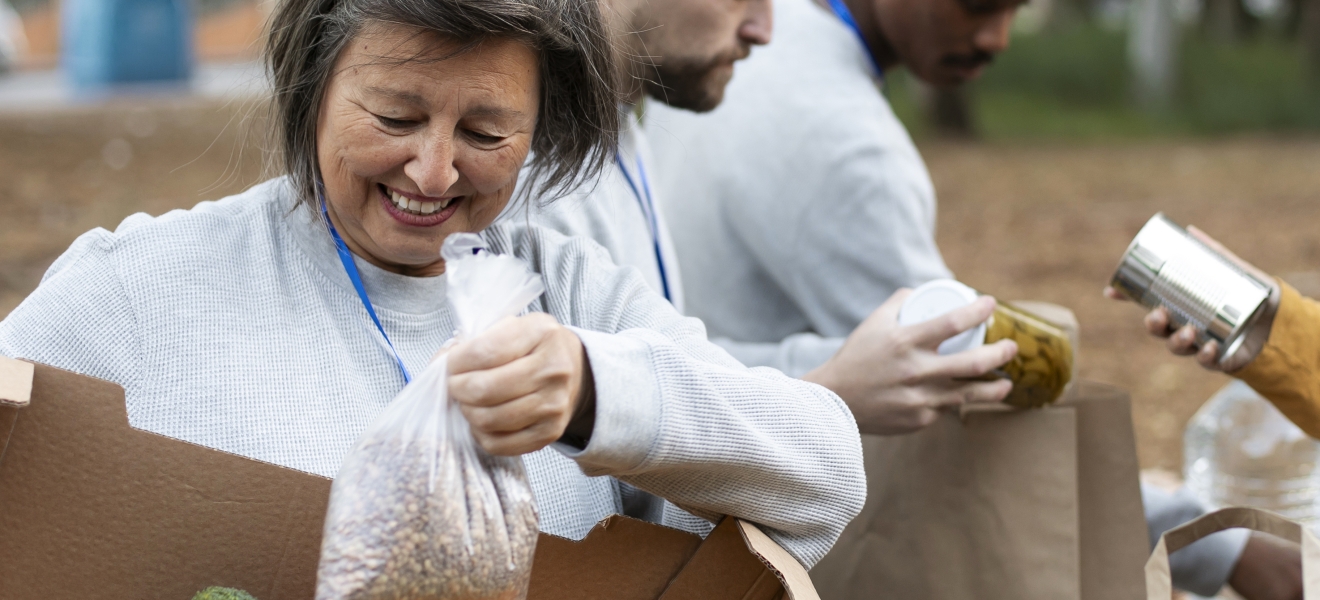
803,290,1018,436
445,313,593,456
1104,225,1280,373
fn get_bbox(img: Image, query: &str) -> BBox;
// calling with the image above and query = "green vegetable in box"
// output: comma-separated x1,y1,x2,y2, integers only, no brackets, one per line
192,587,258,600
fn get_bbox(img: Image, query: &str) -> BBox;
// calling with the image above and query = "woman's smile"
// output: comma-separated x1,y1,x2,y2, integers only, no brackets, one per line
378,183,464,227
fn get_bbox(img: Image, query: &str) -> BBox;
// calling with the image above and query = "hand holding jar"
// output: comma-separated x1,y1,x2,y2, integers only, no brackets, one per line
896,280,1076,410
803,288,1019,436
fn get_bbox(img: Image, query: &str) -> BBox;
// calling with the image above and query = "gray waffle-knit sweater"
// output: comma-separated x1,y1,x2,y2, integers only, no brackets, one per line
0,177,865,568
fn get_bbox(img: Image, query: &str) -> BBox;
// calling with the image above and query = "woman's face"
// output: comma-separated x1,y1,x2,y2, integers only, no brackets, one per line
317,25,540,276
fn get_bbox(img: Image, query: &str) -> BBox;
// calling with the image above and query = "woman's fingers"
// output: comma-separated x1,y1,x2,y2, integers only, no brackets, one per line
449,353,545,408
1196,341,1222,370
1166,325,1201,356
471,420,565,457
872,288,914,322
931,378,1014,410
927,340,1018,380
461,389,568,437
443,313,586,457
447,313,557,375
909,295,997,349
1144,307,1174,337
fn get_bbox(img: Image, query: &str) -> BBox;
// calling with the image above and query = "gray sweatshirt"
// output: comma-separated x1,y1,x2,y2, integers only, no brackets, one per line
0,177,865,568
645,0,1246,592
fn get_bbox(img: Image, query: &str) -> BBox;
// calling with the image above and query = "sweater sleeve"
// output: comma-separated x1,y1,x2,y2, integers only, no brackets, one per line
711,334,845,379
540,233,867,569
0,228,142,392
1235,282,1320,438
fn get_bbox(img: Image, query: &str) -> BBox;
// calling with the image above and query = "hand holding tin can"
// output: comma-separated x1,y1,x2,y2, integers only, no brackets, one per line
1108,214,1280,371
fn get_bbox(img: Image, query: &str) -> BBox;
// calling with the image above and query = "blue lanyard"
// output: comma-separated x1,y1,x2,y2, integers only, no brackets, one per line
319,199,413,384
615,153,673,304
826,0,883,76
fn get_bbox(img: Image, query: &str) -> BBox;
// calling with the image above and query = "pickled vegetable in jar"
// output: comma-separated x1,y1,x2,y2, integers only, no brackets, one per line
897,280,1075,409
985,303,1074,408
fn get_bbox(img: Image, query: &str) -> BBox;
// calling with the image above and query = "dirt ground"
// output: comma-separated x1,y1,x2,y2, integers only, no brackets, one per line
2,101,1319,472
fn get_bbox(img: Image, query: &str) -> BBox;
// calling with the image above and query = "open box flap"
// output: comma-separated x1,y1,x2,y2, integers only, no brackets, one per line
0,363,332,599
738,520,820,600
0,356,33,408
1,361,819,600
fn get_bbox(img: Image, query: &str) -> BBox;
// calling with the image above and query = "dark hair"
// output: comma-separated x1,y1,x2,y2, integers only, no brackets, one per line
265,0,618,205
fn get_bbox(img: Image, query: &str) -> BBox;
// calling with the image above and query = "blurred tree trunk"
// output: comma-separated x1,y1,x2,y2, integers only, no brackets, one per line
1302,0,1320,79
927,87,977,138
1045,0,1091,29
1203,0,1257,41
1131,0,1180,109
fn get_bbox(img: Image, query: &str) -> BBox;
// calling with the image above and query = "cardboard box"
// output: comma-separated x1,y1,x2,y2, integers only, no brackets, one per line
0,357,817,600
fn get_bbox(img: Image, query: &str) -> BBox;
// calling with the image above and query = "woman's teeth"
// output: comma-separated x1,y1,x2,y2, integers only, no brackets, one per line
387,188,453,215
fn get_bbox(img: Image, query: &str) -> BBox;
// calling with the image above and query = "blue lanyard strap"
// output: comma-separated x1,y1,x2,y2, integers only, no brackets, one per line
614,152,673,303
319,199,413,384
826,0,883,76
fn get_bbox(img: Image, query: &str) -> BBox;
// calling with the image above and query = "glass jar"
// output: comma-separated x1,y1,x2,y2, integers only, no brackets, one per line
1185,380,1320,524
898,280,1075,409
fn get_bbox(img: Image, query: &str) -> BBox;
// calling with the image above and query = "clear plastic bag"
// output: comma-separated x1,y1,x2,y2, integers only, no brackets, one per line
316,233,545,600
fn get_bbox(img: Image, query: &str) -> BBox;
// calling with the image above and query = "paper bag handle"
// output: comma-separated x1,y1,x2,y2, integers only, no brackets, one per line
1146,507,1320,599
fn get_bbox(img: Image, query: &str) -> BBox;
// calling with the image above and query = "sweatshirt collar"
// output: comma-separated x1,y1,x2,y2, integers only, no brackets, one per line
277,179,450,315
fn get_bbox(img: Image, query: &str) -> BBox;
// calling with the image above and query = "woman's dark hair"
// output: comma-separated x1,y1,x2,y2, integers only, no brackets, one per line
265,0,618,205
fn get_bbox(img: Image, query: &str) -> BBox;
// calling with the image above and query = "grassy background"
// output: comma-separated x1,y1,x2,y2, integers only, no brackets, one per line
886,23,1320,139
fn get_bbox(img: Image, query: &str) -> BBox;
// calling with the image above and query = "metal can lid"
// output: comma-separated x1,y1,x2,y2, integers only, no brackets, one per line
898,279,988,356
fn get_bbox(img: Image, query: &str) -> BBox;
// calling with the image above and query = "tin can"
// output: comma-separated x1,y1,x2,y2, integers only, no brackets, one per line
1111,214,1272,360
898,280,1075,409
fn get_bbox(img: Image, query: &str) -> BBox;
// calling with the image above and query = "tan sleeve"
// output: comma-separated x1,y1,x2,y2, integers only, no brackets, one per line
1235,281,1320,438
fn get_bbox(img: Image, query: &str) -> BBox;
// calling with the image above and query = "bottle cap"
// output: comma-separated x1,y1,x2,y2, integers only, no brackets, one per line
897,279,987,356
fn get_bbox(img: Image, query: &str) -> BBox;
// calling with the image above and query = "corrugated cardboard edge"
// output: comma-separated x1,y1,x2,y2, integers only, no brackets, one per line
737,520,821,600
0,356,34,408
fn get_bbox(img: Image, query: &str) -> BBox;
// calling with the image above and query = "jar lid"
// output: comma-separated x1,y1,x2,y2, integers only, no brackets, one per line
897,279,988,356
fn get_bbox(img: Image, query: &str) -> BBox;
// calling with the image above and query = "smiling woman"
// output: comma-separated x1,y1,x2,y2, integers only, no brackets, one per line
314,30,543,276
0,0,867,570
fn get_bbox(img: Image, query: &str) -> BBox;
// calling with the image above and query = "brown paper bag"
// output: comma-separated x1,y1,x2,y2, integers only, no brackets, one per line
1147,507,1320,599
811,381,1149,600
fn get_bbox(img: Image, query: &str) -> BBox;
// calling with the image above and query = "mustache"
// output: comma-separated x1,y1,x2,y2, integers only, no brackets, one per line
718,42,753,65
940,50,996,70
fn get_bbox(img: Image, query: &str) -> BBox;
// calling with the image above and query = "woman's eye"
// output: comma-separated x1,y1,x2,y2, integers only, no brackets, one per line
465,129,505,145
374,114,417,129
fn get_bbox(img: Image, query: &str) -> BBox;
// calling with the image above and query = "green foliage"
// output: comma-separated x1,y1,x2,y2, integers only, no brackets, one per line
979,24,1133,108
884,22,1320,139
192,587,258,600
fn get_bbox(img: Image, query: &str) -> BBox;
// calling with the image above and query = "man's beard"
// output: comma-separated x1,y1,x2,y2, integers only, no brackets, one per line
939,50,995,73
641,48,746,113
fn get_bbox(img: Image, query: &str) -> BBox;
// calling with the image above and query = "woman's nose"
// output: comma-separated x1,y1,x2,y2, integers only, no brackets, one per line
740,0,773,47
405,137,461,197
974,11,1014,55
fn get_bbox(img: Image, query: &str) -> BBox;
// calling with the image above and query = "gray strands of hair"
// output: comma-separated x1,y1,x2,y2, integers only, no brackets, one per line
264,0,619,207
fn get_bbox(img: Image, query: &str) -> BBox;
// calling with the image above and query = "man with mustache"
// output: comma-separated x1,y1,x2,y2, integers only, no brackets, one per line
644,0,1302,597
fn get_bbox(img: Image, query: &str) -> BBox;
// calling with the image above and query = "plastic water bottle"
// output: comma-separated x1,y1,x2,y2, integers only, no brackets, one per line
1184,380,1320,524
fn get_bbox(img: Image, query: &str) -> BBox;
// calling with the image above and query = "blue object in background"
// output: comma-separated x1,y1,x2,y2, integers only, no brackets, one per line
62,0,192,90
